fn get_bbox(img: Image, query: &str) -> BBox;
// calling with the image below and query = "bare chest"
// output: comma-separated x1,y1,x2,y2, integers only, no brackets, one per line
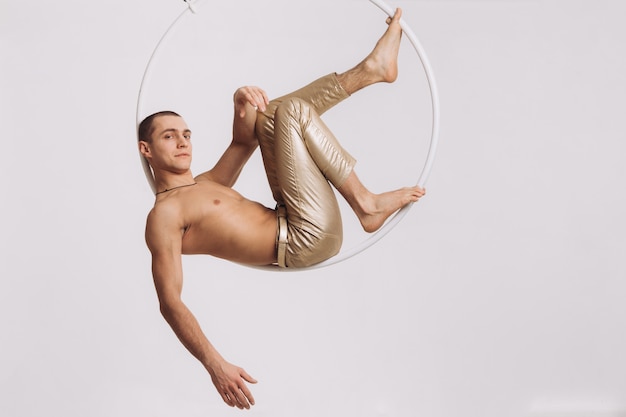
178,186,277,264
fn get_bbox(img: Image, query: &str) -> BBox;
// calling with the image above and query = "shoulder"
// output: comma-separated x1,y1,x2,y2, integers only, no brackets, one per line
146,199,181,231
145,200,184,253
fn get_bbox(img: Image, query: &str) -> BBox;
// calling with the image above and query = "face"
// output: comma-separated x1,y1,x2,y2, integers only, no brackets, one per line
139,115,193,173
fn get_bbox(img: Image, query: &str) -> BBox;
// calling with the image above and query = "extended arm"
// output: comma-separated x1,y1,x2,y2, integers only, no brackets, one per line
196,86,269,187
146,208,257,409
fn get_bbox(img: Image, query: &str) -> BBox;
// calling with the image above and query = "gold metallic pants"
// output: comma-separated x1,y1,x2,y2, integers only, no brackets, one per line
255,73,355,268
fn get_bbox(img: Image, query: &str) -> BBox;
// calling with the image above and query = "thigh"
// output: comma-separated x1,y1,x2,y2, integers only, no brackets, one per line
273,101,345,267
255,74,349,203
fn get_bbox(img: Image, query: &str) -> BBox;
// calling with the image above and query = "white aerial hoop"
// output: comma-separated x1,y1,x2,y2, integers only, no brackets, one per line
136,0,440,271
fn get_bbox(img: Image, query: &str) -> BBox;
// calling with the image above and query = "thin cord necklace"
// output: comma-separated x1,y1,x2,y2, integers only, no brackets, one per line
156,182,197,195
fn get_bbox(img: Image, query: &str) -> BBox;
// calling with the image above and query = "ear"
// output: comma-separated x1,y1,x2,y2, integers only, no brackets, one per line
138,141,151,159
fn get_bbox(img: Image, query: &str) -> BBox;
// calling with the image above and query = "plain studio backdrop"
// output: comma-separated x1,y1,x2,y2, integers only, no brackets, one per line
1,0,625,416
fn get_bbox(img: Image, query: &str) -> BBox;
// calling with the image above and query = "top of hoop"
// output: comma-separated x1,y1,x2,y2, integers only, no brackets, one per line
183,0,197,14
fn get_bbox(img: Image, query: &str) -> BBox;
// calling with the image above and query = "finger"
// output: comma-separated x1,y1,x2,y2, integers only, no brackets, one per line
221,391,235,407
233,389,250,409
239,384,255,407
242,90,255,105
256,100,266,112
240,369,257,384
237,372,256,406
259,88,270,106
227,389,245,410
247,89,266,112
240,91,258,112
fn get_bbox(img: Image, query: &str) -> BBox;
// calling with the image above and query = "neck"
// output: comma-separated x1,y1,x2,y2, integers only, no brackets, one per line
155,182,197,195
154,172,196,196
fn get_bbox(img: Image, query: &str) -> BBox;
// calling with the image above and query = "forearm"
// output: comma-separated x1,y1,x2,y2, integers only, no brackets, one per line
198,86,268,187
232,85,268,147
232,102,258,147
161,299,257,409
160,300,223,370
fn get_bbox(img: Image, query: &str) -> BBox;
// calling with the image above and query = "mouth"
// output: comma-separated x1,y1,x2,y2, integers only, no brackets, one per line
175,153,191,158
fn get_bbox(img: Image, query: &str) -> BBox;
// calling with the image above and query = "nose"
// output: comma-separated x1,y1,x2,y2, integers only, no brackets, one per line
177,136,188,147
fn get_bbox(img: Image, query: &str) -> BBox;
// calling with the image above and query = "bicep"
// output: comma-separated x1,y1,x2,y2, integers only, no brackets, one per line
146,212,184,306
151,250,183,306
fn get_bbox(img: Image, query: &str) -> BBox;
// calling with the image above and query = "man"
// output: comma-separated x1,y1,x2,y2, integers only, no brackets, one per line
138,8,425,409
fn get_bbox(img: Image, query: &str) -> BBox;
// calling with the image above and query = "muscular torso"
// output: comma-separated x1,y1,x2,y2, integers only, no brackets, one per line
149,179,278,265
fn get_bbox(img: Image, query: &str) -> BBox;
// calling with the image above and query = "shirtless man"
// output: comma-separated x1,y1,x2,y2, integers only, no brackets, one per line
138,8,425,409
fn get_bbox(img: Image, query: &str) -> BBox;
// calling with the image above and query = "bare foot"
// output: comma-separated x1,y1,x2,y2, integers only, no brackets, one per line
338,172,425,233
358,185,425,233
336,8,404,94
363,7,403,84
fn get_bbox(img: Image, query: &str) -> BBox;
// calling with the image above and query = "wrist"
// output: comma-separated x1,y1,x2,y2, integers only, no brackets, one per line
201,350,224,371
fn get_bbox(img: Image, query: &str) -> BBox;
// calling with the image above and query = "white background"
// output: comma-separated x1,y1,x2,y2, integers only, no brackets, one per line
1,1,625,416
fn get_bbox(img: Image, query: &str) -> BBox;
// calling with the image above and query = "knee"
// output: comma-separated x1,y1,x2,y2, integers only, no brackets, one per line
275,97,312,122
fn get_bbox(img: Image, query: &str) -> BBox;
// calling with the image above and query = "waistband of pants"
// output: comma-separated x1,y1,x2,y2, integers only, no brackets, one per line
276,205,288,268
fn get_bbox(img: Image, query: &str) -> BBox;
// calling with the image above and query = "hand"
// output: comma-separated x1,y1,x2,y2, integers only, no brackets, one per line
234,86,269,118
207,359,257,409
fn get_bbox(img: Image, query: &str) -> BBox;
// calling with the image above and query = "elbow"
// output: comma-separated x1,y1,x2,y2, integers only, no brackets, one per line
159,301,170,318
158,297,182,321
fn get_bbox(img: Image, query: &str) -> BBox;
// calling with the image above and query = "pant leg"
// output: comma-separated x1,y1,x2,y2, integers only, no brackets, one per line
256,73,350,203
273,97,356,268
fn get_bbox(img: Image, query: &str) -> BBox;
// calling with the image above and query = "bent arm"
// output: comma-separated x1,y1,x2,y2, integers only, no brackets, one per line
196,86,269,187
